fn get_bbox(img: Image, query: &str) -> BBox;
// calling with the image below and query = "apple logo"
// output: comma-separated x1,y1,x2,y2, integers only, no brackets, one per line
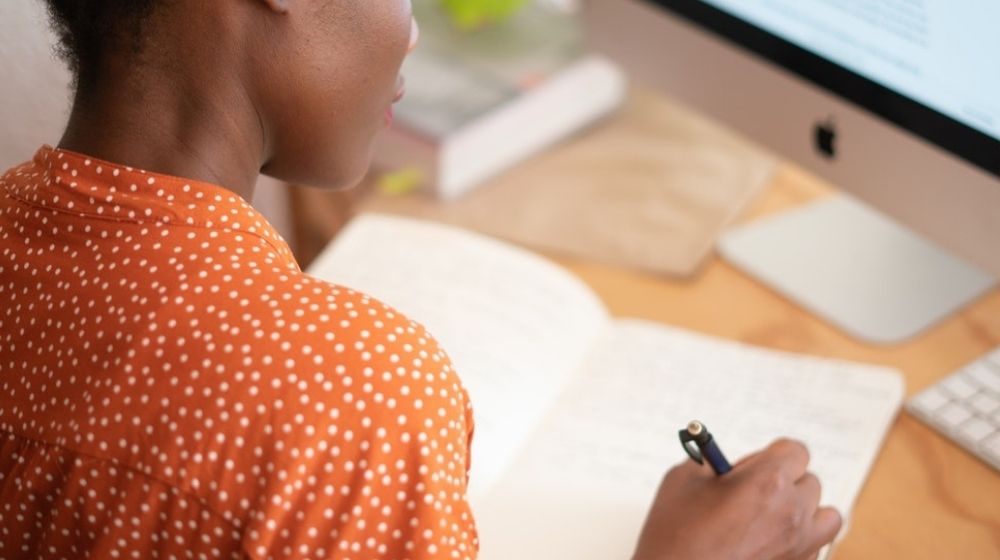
815,118,837,159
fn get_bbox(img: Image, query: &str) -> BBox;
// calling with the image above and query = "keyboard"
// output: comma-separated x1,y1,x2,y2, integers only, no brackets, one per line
907,347,1000,472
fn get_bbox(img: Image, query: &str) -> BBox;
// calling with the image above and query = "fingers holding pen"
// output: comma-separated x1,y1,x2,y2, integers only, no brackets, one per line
735,438,843,558
634,429,843,560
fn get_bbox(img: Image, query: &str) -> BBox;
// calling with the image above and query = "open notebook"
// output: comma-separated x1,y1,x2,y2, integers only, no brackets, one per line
307,214,905,559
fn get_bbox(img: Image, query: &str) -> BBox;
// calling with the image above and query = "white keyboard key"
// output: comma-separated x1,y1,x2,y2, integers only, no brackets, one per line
966,363,1000,393
988,348,1000,368
957,417,995,446
969,392,1000,415
907,346,1000,473
935,402,973,430
940,374,978,399
981,432,1000,468
908,386,951,416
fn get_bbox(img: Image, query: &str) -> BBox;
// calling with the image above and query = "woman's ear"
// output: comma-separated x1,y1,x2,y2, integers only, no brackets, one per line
259,0,290,14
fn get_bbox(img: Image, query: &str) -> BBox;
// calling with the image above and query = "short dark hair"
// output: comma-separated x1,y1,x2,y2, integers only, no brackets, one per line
43,0,159,90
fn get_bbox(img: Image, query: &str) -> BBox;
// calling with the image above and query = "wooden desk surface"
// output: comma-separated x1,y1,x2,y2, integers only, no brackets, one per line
292,113,1000,560
547,164,1000,559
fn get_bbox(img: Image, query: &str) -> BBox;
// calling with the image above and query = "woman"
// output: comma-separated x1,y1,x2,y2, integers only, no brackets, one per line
0,1,841,558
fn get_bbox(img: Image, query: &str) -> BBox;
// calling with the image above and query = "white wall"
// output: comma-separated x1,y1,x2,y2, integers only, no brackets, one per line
0,1,73,170
0,1,294,243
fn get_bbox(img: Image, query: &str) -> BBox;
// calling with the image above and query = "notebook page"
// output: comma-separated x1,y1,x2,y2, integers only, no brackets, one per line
306,214,609,498
475,319,904,559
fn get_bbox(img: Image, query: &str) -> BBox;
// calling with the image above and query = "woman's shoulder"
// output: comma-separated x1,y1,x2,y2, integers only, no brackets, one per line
165,264,468,419
182,261,441,360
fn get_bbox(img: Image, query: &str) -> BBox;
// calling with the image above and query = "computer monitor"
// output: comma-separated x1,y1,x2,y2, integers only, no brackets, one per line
585,0,1000,343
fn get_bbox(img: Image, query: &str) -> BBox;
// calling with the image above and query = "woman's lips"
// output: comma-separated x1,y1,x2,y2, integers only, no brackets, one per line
393,76,406,103
385,76,406,126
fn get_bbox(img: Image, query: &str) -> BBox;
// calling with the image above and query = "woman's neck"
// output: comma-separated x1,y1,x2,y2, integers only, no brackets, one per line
58,62,266,202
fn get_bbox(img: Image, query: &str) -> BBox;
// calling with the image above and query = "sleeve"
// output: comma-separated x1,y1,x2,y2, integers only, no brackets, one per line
240,290,479,560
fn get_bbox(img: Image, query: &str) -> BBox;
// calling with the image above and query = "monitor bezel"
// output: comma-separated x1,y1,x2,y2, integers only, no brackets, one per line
642,0,999,178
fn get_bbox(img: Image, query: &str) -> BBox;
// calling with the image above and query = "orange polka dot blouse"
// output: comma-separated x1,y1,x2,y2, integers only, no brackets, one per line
0,147,478,559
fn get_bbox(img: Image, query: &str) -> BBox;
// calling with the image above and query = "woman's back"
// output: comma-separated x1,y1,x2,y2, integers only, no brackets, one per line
0,147,477,559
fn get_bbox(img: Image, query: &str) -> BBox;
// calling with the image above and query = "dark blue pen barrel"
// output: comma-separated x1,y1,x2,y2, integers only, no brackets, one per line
701,437,733,475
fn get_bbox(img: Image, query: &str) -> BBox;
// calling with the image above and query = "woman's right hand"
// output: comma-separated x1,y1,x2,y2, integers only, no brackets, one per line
633,439,843,560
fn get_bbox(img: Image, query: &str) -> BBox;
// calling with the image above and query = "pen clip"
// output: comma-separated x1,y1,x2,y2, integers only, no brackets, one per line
678,429,704,465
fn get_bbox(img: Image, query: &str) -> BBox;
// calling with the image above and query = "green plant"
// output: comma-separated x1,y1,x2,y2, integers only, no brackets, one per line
440,0,531,31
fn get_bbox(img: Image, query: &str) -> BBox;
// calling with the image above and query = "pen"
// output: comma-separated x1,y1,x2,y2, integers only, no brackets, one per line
679,420,732,476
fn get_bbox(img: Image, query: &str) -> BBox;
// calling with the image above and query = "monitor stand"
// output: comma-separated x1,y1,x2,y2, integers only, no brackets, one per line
718,195,997,345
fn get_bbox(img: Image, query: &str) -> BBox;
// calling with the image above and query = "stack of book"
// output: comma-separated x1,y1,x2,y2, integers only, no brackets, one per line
376,0,626,198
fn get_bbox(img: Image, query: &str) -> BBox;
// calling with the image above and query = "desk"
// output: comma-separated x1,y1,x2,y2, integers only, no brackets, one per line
290,128,1000,560
553,166,1000,559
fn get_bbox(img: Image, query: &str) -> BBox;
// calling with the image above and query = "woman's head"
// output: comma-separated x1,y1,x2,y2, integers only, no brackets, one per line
43,0,418,190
